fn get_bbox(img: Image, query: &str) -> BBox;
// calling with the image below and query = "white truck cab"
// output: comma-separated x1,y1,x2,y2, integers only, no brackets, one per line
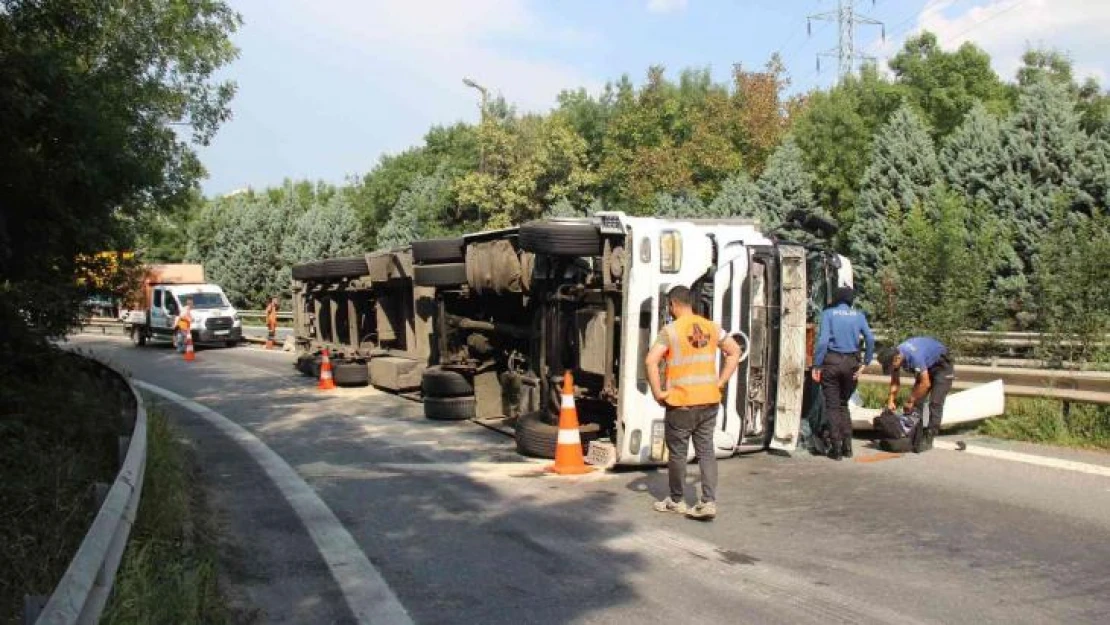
131,283,242,347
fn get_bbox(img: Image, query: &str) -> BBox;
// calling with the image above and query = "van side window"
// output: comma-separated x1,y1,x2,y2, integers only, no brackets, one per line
153,289,162,308
166,297,179,315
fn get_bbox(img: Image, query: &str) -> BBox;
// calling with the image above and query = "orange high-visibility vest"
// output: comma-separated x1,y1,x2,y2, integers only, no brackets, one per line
176,307,193,332
663,314,722,407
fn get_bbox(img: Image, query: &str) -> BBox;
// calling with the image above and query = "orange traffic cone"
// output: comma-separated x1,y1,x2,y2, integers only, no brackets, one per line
318,348,336,390
183,332,196,362
546,371,595,475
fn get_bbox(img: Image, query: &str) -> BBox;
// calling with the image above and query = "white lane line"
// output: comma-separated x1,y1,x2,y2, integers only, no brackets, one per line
936,440,1110,478
134,380,414,625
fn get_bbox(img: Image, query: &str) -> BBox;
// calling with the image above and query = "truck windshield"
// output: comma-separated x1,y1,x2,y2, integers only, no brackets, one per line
184,293,227,309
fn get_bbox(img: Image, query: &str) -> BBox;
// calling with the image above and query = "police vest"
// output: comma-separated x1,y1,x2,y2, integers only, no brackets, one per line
663,314,721,407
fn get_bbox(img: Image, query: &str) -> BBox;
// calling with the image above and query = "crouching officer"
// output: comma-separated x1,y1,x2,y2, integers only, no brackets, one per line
811,286,874,460
877,336,955,452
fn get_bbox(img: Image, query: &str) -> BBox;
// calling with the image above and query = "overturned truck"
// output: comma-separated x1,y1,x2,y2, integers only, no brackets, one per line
291,212,852,467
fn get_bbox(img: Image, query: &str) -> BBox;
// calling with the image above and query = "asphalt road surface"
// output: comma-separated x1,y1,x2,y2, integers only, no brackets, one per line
70,335,1110,625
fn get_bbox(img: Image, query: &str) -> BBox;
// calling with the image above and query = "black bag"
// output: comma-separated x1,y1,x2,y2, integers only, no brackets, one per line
873,408,923,453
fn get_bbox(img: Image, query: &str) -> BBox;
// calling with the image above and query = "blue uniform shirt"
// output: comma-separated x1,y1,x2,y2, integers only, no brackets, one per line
897,337,947,373
813,303,875,367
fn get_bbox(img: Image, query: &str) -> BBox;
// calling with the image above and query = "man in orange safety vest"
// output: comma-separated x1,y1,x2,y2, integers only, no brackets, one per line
645,285,742,521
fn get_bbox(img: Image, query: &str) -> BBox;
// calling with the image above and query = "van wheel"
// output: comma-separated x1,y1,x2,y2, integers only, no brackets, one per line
514,411,601,459
424,396,476,421
519,221,602,257
413,263,467,287
421,366,474,397
412,237,465,264
131,327,146,347
332,361,369,386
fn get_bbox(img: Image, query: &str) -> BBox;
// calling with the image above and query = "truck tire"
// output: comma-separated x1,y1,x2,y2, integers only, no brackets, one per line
320,256,370,279
412,237,465,264
292,261,325,281
413,263,467,287
332,361,369,386
424,396,476,421
519,220,602,257
131,326,146,347
514,411,601,459
420,366,474,397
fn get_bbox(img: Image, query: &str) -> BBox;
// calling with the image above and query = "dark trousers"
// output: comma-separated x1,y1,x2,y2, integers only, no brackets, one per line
916,357,955,433
821,352,860,443
664,405,718,504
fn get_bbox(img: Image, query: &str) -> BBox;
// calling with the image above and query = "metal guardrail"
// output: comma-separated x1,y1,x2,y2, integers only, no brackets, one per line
237,309,294,321
873,329,1110,349
30,357,147,625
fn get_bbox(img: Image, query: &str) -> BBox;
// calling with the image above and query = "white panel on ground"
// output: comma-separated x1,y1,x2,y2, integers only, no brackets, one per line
771,246,806,452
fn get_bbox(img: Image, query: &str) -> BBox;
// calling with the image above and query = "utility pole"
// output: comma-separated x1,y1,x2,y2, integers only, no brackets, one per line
808,0,885,80
462,77,489,225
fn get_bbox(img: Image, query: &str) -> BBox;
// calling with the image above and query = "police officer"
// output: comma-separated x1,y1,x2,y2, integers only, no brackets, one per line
811,286,874,460
877,336,954,452
645,285,743,521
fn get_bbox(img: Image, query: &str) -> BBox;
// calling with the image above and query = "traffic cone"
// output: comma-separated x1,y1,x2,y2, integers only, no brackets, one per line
317,348,336,390
546,371,595,475
183,332,195,362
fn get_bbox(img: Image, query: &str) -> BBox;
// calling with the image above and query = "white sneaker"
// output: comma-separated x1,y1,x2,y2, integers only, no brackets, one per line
653,498,688,514
686,501,717,521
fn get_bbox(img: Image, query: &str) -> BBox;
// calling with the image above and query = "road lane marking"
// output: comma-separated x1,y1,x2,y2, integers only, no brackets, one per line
935,440,1110,478
134,380,414,625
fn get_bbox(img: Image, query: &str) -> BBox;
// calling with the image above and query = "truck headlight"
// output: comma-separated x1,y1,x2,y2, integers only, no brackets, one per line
660,230,682,273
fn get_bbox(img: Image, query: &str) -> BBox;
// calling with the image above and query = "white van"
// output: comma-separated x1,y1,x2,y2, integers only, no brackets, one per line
129,283,242,347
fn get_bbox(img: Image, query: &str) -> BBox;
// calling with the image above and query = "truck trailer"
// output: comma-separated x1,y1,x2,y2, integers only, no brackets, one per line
291,212,851,467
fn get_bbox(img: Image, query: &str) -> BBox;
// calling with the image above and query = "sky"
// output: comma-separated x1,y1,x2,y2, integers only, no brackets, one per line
197,0,1110,196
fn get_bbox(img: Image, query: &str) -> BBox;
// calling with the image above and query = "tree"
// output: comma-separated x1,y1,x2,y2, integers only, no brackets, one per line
793,65,904,232
377,169,451,248
0,0,240,340
885,189,999,345
708,172,760,219
889,32,1010,137
940,102,1004,205
544,198,587,218
654,192,707,219
848,104,940,312
754,136,830,243
989,78,1089,324
203,195,298,308
282,195,363,266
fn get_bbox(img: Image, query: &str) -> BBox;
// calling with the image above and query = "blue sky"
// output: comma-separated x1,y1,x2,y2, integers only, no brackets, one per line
198,0,1109,196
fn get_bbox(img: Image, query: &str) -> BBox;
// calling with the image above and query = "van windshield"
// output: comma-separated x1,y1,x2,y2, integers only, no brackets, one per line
182,292,228,309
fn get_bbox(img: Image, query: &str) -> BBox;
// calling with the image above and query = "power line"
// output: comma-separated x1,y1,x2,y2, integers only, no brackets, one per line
807,0,886,80
944,0,1027,44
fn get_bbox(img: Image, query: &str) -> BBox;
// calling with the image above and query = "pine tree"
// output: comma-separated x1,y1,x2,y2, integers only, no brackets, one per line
755,136,832,244
941,102,1004,206
205,195,299,307
653,191,707,218
708,171,760,220
377,171,443,248
544,197,586,218
989,78,1089,325
283,195,363,265
848,104,940,312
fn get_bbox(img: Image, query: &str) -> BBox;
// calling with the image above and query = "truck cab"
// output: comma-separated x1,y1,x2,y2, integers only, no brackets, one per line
133,283,242,347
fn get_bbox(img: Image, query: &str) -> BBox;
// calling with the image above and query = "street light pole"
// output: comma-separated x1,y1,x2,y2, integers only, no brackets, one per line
462,77,490,225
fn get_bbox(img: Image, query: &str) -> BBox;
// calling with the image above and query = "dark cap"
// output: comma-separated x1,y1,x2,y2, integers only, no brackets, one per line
834,286,855,306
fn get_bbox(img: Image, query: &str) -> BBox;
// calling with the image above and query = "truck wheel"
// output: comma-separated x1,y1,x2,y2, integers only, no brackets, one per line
421,366,474,397
413,263,467,287
424,396,476,421
513,411,601,459
519,220,603,257
332,361,369,386
412,237,465,264
292,261,326,281
320,256,370,279
131,326,146,347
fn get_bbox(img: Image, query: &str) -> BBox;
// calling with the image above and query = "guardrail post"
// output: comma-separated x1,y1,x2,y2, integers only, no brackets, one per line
23,595,47,625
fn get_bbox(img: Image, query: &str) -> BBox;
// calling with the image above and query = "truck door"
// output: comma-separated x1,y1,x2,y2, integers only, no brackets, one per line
150,288,168,336
713,242,748,453
769,245,807,451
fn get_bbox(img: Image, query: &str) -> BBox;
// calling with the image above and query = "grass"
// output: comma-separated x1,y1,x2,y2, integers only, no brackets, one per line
0,348,124,624
856,382,1110,450
101,409,232,624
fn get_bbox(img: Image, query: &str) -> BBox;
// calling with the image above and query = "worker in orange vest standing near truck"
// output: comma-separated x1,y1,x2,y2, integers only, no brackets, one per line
174,296,194,353
645,285,743,521
265,296,279,349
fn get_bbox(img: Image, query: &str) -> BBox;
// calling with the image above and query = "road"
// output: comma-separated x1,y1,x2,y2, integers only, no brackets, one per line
71,335,1110,624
